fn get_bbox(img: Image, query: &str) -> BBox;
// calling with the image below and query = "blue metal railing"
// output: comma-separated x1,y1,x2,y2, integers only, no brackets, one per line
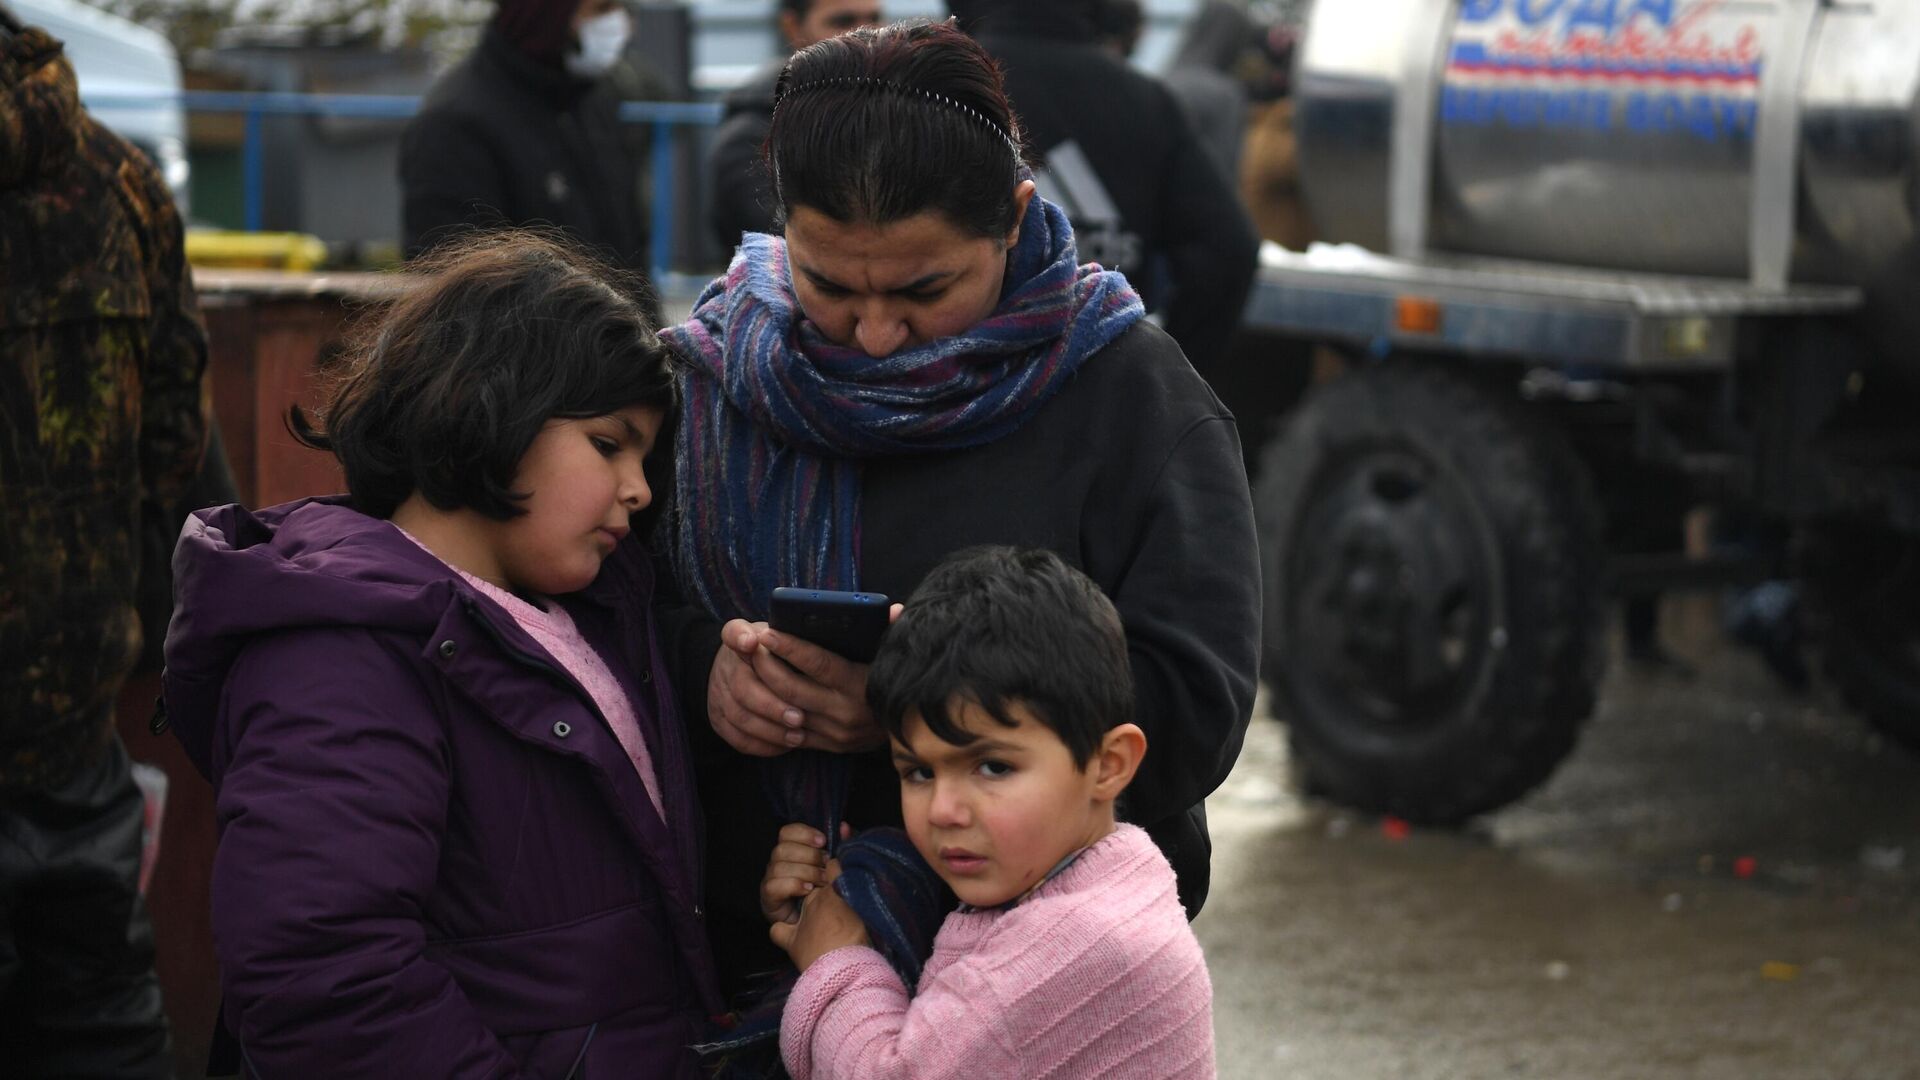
84,91,724,281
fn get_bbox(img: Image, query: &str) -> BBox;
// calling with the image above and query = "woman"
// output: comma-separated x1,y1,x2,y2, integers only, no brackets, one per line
658,20,1260,992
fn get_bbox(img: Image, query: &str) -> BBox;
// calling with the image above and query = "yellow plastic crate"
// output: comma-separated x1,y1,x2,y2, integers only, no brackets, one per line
186,230,330,272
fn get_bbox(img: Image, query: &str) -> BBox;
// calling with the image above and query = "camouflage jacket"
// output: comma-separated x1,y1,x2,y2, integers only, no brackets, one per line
0,25,208,793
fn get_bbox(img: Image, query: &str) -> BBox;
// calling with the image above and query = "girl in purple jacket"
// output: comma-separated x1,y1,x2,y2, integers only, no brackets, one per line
162,234,722,1077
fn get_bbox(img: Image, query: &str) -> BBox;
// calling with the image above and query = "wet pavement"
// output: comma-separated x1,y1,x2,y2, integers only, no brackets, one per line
1197,596,1920,1079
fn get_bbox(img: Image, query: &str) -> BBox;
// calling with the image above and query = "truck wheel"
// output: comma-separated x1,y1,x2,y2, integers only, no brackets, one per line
1818,531,1920,755
1256,365,1606,824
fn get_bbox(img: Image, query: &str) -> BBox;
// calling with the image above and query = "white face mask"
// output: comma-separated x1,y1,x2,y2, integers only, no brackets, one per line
565,8,631,79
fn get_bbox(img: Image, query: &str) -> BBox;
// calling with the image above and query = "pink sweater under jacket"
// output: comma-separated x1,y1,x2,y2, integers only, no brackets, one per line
780,822,1216,1080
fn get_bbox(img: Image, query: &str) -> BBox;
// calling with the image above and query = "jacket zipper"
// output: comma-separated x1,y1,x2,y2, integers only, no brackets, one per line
455,595,681,843
562,1022,598,1080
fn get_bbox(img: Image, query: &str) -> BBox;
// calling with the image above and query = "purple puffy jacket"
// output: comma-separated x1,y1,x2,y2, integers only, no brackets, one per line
164,498,721,1077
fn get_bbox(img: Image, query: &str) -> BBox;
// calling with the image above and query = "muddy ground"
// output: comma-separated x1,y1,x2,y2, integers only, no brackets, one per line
1198,597,1920,1079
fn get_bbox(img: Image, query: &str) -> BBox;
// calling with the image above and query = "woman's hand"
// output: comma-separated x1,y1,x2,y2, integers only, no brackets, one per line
746,627,887,753
769,858,870,972
707,619,890,755
760,822,847,925
708,619,806,756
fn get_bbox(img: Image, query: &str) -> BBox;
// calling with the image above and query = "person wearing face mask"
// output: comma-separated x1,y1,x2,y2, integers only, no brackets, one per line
401,0,660,323
705,0,884,251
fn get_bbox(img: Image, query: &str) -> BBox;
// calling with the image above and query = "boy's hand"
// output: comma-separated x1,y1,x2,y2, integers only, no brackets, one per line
770,859,870,971
760,821,846,924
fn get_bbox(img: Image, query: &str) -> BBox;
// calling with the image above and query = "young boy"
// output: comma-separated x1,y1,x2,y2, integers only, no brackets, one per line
761,546,1217,1079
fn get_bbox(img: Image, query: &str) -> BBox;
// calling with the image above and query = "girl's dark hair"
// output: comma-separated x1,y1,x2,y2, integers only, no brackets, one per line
290,231,675,522
768,20,1029,238
868,546,1134,768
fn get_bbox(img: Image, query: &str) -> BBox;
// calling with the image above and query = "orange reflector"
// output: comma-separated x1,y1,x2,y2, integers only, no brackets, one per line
1395,296,1444,334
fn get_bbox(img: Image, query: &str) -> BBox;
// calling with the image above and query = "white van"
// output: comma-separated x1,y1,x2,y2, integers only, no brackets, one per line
8,0,189,211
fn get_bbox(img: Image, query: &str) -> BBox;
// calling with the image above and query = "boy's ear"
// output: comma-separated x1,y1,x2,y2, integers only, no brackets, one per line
1091,723,1146,802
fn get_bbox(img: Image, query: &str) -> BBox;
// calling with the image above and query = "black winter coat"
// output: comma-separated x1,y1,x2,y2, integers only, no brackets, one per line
400,29,658,320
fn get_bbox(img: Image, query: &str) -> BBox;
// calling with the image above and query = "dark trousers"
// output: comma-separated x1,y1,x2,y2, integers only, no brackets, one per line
0,733,172,1079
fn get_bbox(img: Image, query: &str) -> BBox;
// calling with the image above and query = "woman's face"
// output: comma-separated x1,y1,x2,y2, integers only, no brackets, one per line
783,181,1036,359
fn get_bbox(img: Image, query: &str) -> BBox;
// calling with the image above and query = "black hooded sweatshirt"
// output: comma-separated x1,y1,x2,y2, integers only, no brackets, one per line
955,1,1260,380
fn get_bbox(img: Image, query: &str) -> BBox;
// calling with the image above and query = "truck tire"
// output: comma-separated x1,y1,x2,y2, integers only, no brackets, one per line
1256,364,1607,824
1818,530,1920,755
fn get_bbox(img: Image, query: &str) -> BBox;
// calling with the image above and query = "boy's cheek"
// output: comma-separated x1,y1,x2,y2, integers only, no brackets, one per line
899,797,940,867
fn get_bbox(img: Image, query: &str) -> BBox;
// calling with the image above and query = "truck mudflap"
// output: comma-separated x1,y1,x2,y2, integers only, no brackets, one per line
1243,243,1860,369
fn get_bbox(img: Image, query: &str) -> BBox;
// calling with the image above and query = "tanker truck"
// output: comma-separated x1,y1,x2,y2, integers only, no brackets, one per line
1246,0,1920,823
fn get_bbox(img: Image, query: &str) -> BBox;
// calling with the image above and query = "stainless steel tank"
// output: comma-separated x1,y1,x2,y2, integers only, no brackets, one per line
1294,0,1920,325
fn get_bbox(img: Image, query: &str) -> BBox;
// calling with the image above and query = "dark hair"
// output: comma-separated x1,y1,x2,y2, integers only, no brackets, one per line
768,20,1028,238
291,231,675,522
868,546,1133,768
779,0,812,16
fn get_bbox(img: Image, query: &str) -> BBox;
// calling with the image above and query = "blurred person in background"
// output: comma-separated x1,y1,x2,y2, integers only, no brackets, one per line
1237,21,1309,252
1163,0,1260,182
401,0,661,324
949,0,1259,382
706,0,884,250
1217,16,1319,481
1,4,207,1074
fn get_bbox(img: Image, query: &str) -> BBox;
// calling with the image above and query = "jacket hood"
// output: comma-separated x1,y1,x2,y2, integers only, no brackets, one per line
491,0,575,66
476,24,593,106
162,498,477,777
0,25,80,189
163,497,663,780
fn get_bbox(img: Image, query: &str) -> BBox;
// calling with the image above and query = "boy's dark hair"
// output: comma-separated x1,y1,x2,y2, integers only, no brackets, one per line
868,546,1133,768
768,20,1029,238
291,231,674,522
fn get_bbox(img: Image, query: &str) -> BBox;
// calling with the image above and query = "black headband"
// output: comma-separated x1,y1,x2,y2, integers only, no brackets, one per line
773,75,1022,163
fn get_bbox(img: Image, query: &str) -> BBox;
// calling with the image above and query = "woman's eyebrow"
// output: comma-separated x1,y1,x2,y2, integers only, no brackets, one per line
891,272,954,294
796,264,846,291
797,264,953,294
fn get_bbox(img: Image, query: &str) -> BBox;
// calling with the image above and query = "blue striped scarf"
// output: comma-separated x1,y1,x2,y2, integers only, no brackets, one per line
659,194,1142,624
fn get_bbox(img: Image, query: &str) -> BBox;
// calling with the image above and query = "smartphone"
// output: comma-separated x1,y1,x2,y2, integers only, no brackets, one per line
769,587,892,663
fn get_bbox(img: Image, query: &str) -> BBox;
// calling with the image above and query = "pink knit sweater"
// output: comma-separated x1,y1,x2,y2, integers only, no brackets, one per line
780,823,1215,1080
